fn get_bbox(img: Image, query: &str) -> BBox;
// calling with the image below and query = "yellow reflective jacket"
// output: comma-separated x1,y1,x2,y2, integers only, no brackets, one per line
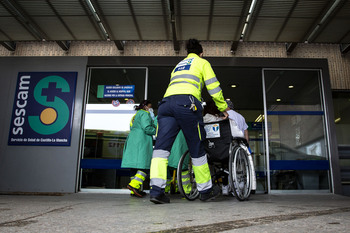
164,53,227,111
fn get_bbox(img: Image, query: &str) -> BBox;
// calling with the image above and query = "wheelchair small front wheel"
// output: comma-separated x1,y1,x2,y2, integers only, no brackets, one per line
229,145,252,201
177,150,199,201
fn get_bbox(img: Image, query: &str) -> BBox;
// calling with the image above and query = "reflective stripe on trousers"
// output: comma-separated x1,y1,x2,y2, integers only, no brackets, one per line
192,160,212,191
181,170,192,194
150,150,169,189
150,153,212,193
129,170,147,189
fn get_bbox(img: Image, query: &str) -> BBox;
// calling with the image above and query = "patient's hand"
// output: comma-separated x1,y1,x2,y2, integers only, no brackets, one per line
221,111,229,119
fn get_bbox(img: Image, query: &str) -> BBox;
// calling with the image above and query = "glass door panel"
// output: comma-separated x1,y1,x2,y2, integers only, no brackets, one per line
81,68,147,189
249,121,268,193
263,69,330,192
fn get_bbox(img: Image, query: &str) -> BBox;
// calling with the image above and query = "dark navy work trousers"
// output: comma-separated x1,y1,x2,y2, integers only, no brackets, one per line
155,95,206,159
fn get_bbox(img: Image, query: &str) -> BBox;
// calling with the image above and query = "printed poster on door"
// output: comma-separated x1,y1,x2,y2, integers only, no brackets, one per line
97,85,135,98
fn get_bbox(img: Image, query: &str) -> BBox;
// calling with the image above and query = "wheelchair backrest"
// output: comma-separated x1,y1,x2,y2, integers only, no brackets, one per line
203,119,232,162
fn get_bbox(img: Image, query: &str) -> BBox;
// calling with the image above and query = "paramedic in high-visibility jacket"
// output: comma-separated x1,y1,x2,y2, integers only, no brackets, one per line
149,39,230,204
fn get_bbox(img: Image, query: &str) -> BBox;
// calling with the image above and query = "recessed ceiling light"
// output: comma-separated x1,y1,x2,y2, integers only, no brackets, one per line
231,84,237,88
276,98,281,102
288,85,294,89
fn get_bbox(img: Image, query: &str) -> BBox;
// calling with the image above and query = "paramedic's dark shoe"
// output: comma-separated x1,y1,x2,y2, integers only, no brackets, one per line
139,190,147,197
200,186,220,201
127,185,144,198
150,193,170,204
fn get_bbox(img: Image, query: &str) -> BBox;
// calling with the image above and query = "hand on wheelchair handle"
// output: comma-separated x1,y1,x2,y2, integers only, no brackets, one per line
221,110,229,119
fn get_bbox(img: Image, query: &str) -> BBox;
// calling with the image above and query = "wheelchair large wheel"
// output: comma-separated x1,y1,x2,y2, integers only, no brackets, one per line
229,144,252,201
177,150,199,201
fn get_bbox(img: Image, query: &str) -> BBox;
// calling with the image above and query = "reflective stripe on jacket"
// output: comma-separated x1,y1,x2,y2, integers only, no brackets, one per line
164,53,227,112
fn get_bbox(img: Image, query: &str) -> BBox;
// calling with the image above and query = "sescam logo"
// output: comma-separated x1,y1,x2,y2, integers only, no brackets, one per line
8,72,77,146
28,76,70,135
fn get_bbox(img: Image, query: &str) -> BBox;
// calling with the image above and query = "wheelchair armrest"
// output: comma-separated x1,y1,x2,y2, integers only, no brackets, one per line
232,137,249,147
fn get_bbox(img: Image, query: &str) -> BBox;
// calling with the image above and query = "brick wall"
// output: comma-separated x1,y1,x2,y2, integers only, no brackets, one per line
1,41,349,89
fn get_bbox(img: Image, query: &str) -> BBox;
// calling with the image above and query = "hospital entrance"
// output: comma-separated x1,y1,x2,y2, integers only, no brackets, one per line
80,64,331,194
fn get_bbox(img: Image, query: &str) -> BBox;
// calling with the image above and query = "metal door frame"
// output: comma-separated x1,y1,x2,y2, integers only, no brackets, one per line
79,66,149,192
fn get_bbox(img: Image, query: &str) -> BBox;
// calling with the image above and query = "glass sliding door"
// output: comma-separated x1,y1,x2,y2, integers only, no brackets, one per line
81,67,147,190
263,69,330,193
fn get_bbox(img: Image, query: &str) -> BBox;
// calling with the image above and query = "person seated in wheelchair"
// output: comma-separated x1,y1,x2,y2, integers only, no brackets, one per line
203,99,248,141
203,99,249,195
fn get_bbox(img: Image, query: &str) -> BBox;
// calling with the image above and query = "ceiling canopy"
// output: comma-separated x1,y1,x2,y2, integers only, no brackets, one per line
0,0,349,53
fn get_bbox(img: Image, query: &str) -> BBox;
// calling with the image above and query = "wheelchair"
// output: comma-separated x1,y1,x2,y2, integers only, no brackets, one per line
177,119,255,201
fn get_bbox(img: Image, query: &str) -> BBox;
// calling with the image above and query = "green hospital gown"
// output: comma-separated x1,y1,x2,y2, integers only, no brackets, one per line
121,109,156,169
